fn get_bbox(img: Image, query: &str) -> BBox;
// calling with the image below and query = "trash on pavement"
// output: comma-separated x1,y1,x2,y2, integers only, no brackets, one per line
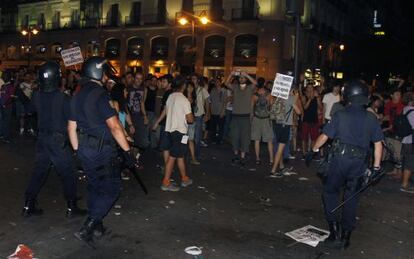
8,244,34,259
249,168,257,171
114,204,122,209
169,200,175,205
285,225,330,247
114,212,121,216
197,186,206,189
298,177,309,181
185,246,202,256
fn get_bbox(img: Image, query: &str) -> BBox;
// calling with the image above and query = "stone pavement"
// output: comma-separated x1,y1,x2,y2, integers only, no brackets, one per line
0,137,413,258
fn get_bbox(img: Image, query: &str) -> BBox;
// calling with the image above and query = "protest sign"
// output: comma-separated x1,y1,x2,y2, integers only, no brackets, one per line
60,47,84,67
271,73,294,99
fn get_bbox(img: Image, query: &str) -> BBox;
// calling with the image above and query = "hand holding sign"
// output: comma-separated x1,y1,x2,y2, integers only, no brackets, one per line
271,73,294,100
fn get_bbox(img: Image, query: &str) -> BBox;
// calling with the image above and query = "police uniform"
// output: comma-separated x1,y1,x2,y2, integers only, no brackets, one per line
22,61,86,218
321,80,384,248
70,57,136,245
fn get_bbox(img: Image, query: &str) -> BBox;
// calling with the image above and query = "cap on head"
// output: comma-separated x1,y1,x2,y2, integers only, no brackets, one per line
38,61,61,92
343,79,369,105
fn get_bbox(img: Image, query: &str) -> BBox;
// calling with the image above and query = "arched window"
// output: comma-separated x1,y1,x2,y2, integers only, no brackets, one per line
105,38,121,59
204,35,225,66
127,37,144,59
151,36,168,60
7,45,17,59
36,44,47,54
87,40,100,57
176,36,194,58
233,34,257,66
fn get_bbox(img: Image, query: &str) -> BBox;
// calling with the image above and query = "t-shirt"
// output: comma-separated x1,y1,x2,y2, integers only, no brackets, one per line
165,92,192,134
210,87,227,115
322,92,340,120
384,101,404,127
226,89,233,111
232,84,255,115
127,86,145,115
20,82,33,99
402,106,414,144
194,86,209,117
145,87,157,112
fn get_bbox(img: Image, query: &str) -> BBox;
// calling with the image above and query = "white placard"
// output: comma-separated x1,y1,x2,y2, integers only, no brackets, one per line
271,73,294,99
60,47,84,67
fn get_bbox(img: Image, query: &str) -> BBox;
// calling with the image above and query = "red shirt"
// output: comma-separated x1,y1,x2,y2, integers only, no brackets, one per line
384,100,404,126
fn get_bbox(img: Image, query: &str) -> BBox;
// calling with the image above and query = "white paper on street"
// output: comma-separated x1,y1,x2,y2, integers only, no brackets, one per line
271,73,294,99
285,225,330,247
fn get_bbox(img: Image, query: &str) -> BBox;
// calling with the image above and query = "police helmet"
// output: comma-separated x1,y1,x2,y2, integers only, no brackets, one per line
81,57,116,81
38,61,61,92
342,79,369,105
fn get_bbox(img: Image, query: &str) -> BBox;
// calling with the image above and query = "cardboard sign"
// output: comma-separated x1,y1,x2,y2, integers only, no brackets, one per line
271,73,294,99
60,47,84,67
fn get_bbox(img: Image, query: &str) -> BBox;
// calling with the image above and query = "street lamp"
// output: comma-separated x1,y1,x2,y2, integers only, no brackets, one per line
339,44,345,51
177,12,209,72
21,27,39,67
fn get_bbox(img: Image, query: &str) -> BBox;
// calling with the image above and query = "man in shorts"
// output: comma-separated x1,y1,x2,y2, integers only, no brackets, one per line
160,76,194,192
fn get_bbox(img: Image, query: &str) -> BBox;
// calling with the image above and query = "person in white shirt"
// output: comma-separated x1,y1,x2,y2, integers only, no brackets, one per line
322,83,341,122
161,76,194,192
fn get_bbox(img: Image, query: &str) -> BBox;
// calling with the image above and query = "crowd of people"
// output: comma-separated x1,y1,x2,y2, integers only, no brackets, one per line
0,66,414,194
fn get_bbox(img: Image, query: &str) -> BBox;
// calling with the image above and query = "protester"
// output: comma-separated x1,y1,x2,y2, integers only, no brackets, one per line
209,79,227,144
322,81,341,123
301,84,322,157
183,81,200,165
161,76,194,192
0,71,15,143
400,92,414,193
144,75,158,149
225,71,257,166
251,78,273,165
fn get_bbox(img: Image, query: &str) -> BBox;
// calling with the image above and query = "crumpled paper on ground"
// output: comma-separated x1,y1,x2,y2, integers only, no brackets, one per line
8,244,34,259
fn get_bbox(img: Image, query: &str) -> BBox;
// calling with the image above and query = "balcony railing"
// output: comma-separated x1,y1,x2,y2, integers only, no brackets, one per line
125,16,141,27
231,7,260,20
101,17,122,28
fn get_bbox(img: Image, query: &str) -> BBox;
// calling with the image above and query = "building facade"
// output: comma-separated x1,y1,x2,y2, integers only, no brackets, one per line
0,0,377,80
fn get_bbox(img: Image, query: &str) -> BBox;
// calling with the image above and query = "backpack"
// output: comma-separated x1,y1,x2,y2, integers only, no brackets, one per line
394,109,414,138
254,92,270,118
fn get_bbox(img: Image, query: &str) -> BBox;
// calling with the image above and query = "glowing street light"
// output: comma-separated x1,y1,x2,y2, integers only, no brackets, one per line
32,28,39,35
178,17,189,26
199,16,209,25
21,29,28,36
318,44,323,50
20,27,39,67
339,44,345,51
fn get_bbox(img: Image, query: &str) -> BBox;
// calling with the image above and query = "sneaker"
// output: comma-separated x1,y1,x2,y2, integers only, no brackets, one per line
400,186,414,194
181,178,193,187
269,172,283,178
161,183,180,192
190,160,201,165
19,128,25,135
288,155,296,160
200,140,208,147
280,167,294,176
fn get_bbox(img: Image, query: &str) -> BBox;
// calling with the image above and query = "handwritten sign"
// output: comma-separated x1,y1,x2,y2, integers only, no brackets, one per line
271,73,294,99
60,47,84,67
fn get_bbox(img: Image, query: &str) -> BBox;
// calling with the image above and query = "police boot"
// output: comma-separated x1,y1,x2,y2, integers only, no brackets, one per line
93,221,109,239
22,199,43,217
324,222,342,248
74,217,98,249
66,200,87,218
340,230,352,250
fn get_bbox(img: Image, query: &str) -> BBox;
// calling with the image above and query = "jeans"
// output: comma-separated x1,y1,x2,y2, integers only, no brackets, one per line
209,114,225,143
194,116,204,159
223,110,232,140
0,106,13,140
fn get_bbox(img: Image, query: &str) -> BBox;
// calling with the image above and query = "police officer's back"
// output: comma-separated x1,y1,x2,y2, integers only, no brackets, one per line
68,57,137,246
311,80,384,249
22,61,86,218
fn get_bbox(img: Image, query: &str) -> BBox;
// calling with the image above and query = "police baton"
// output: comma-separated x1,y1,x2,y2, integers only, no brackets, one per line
330,142,397,213
129,164,148,195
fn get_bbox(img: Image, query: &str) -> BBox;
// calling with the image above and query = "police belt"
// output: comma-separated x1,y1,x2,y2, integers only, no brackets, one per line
331,141,368,160
77,129,115,150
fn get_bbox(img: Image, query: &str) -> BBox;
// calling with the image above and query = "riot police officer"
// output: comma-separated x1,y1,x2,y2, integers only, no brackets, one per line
22,61,87,218
310,80,384,249
68,57,136,246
